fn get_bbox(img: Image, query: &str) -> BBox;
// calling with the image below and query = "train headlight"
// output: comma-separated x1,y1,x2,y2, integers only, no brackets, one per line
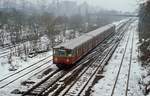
66,59,69,62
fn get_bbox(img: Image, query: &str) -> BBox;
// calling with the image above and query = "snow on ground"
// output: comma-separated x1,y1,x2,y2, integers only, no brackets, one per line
90,27,129,96
112,23,134,96
91,20,143,96
127,21,143,96
0,62,53,96
0,51,52,79
0,50,54,96
113,18,129,27
0,19,136,96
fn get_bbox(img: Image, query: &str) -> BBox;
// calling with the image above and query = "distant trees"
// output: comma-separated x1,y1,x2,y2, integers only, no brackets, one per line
0,0,125,60
138,0,150,65
39,12,57,47
139,1,150,41
69,14,83,30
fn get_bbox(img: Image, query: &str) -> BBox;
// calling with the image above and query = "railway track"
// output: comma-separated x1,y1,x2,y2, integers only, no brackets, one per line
53,43,119,96
20,40,114,95
0,50,10,58
0,48,32,58
21,19,133,96
126,25,134,96
0,44,20,58
21,42,107,95
0,55,52,89
0,44,15,51
47,19,135,96
0,43,48,58
22,43,113,96
22,33,115,96
110,23,135,96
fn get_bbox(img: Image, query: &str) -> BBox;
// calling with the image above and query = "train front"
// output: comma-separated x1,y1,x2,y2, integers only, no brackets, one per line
53,47,75,69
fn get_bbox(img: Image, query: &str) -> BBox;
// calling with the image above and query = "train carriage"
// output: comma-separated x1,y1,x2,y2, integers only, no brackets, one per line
53,35,93,68
53,24,115,69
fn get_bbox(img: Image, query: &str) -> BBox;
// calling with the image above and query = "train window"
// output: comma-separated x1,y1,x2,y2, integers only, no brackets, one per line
54,49,66,56
59,49,66,56
74,49,77,56
77,48,79,55
53,49,59,55
66,50,73,57
75,48,77,55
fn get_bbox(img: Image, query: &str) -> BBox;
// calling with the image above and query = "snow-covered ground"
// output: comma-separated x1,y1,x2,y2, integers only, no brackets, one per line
91,20,143,96
0,51,52,79
0,19,142,96
0,50,54,96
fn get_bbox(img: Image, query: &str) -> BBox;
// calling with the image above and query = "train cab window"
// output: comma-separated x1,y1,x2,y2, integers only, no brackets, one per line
53,49,66,56
59,49,66,56
66,50,73,57
53,49,58,55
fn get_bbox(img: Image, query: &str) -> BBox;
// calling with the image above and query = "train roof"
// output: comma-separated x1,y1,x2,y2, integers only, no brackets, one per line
87,24,115,36
54,24,115,50
54,35,93,49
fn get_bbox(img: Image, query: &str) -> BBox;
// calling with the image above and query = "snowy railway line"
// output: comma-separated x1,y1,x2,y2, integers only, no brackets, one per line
90,20,143,96
0,19,139,96
0,50,10,58
22,40,116,96
46,19,135,96
44,19,134,96
0,44,20,58
110,24,134,96
0,55,52,89
20,19,134,96
0,44,16,53
49,40,119,96
0,42,49,58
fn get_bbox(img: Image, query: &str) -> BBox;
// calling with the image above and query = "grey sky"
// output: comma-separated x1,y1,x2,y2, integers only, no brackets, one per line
31,0,138,12
75,0,138,12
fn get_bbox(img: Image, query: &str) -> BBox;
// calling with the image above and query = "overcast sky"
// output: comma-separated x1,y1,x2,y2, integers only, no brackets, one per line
74,0,138,12
30,0,139,12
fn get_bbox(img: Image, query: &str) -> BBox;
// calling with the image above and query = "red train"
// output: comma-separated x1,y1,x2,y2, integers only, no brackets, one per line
53,24,115,69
